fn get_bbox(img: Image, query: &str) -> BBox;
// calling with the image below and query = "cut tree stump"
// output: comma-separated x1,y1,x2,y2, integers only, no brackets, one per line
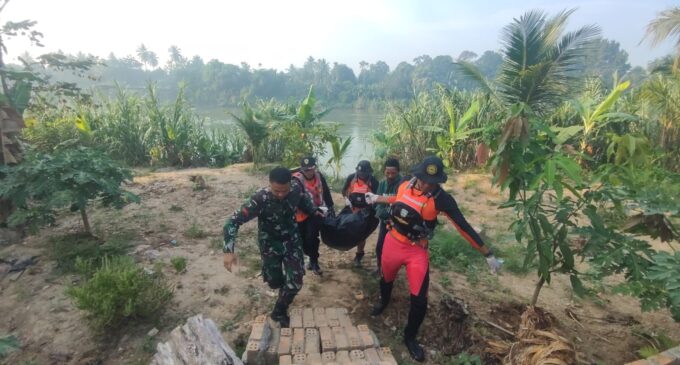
151,314,244,365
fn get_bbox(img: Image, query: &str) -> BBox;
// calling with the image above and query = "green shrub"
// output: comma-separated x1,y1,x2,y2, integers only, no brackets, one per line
170,256,187,273
49,232,131,273
67,256,173,329
22,115,90,152
0,146,140,234
184,223,207,239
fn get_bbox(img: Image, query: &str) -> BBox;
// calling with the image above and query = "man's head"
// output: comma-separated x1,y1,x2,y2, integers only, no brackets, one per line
300,156,317,179
384,157,400,183
269,166,292,200
355,160,373,181
411,155,446,193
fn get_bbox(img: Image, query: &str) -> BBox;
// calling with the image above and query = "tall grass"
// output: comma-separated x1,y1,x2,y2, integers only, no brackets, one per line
374,88,500,171
23,84,246,168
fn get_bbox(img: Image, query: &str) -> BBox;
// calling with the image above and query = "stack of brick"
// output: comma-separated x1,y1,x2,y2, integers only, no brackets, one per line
246,307,398,365
625,345,680,365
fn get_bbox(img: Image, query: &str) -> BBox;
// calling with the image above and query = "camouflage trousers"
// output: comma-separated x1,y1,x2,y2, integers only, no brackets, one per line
259,236,305,305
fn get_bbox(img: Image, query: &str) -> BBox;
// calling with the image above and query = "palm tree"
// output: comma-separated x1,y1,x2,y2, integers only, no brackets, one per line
136,44,158,70
167,45,186,70
458,9,600,116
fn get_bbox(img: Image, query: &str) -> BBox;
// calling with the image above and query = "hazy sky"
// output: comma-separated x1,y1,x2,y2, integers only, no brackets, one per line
3,0,677,72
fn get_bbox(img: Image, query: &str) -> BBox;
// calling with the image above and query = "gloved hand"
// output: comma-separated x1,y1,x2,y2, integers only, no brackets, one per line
486,255,502,274
365,192,379,204
344,197,352,207
318,206,329,217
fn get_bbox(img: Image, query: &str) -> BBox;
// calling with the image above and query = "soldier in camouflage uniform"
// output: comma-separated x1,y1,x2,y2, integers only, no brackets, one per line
222,167,322,327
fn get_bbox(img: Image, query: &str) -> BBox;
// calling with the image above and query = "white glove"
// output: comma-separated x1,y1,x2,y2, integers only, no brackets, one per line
365,192,379,204
486,255,502,274
344,197,352,207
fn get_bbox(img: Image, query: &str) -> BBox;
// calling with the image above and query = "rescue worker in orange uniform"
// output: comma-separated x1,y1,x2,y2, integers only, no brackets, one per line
341,160,379,267
365,156,502,362
293,156,334,275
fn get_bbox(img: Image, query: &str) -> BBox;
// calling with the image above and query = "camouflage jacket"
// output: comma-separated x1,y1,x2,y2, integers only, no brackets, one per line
223,180,317,253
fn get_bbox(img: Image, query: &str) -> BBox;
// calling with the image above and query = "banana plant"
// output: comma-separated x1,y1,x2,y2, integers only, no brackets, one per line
427,99,480,167
326,135,353,180
573,80,633,157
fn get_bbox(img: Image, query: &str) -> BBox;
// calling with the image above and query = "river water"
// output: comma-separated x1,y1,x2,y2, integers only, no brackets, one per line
198,107,384,176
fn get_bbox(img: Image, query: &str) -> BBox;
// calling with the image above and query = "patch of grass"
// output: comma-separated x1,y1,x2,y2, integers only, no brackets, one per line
233,333,248,358
237,256,261,278
495,244,535,275
48,232,132,273
447,352,483,365
634,330,678,359
462,179,479,191
170,257,187,273
184,222,208,239
429,229,485,272
210,237,224,251
169,204,183,212
241,185,259,199
67,256,173,329
439,275,452,289
142,336,156,353
221,307,246,332
0,335,20,359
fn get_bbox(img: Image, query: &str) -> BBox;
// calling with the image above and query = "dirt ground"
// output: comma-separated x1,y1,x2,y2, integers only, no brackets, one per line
1,164,678,365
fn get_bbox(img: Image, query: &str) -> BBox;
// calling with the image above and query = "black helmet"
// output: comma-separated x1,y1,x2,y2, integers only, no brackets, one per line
411,156,447,184
356,160,373,179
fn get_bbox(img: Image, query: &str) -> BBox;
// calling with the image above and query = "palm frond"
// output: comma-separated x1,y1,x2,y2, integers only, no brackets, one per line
497,9,600,114
643,7,680,49
455,61,499,103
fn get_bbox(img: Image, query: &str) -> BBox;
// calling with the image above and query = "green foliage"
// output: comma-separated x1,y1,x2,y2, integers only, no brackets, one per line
170,256,187,273
0,146,139,233
431,90,481,167
495,243,535,275
0,335,20,359
266,86,337,166
67,256,173,329
326,135,353,180
231,101,268,165
447,352,482,365
48,232,132,273
184,222,207,239
22,115,91,152
459,9,601,115
646,251,680,320
635,330,678,359
221,307,246,332
429,229,485,272
25,85,245,168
